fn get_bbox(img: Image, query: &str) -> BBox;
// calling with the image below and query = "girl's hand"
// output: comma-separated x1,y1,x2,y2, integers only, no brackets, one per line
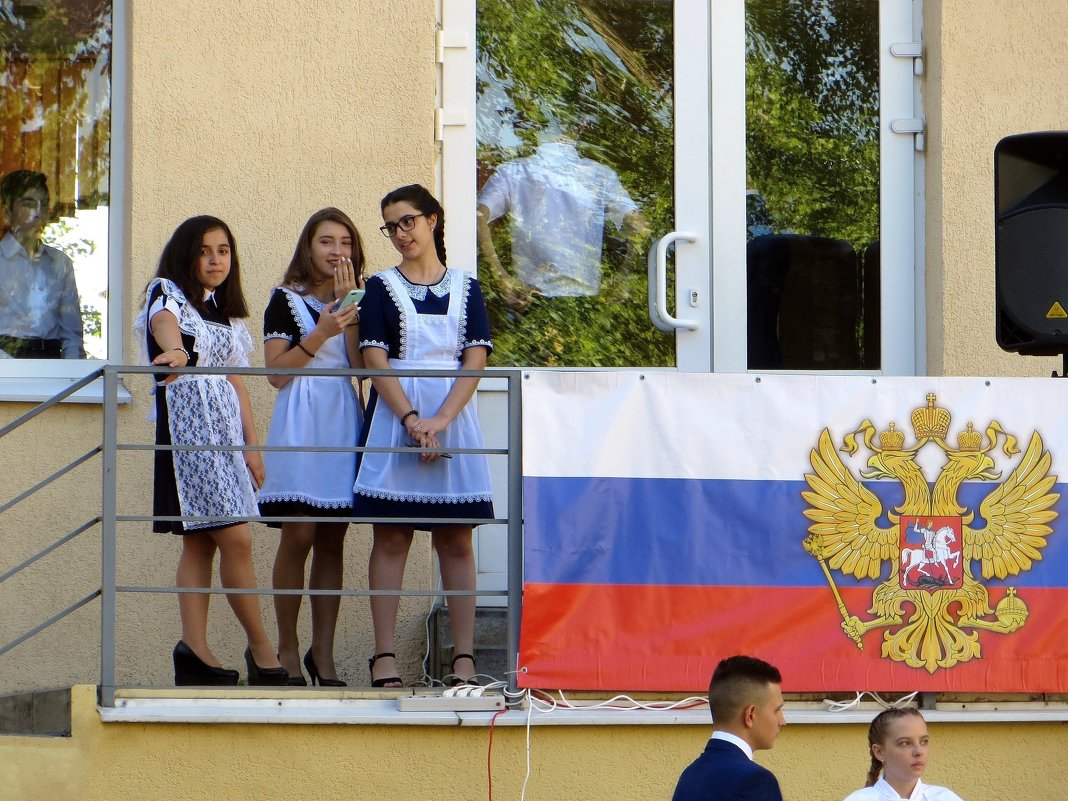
245,450,266,488
314,301,358,339
151,347,188,385
410,414,449,462
332,256,363,300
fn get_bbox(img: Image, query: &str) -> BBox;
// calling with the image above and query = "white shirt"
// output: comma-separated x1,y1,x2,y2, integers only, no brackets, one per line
843,777,965,801
478,141,639,296
711,730,754,761
0,232,84,357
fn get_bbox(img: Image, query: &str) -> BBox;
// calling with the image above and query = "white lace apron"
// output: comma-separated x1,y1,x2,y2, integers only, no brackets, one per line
258,288,361,509
354,269,492,505
135,279,258,530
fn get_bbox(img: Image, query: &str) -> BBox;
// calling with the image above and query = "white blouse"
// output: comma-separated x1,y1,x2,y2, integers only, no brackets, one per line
843,777,965,801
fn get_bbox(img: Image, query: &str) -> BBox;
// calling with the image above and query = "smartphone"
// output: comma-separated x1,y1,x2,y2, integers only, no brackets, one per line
335,288,365,312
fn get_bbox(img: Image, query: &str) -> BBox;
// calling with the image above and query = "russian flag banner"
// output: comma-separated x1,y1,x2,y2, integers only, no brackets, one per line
519,372,1068,692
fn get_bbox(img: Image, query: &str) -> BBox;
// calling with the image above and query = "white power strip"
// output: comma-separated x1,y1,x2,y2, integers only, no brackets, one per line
396,695,505,712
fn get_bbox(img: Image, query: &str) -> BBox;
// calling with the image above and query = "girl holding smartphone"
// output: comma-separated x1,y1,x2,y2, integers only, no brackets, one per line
258,207,365,685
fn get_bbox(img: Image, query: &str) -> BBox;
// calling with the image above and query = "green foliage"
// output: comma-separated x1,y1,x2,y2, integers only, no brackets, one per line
477,0,675,367
476,0,882,368
745,0,880,248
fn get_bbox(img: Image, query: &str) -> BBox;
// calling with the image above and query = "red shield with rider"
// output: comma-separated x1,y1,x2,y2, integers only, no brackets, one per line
899,515,963,591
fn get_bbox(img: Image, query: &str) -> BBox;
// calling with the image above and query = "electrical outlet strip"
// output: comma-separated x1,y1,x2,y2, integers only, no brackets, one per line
396,695,506,712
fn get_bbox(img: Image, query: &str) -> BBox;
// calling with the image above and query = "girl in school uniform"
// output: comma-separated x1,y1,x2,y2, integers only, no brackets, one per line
843,708,966,801
258,207,364,686
353,184,494,688
135,215,287,686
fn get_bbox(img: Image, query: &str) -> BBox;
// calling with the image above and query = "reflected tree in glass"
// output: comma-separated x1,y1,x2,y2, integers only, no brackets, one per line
476,0,675,368
1,0,111,359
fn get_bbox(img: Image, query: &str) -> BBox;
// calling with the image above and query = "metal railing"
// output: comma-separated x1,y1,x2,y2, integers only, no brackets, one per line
3,364,524,708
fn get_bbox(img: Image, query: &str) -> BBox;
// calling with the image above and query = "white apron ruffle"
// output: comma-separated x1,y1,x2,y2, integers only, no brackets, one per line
258,288,361,509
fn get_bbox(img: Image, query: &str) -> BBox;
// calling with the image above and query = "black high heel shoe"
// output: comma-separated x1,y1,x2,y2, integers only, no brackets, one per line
173,641,239,686
304,648,347,687
244,647,289,686
284,655,307,686
368,652,403,688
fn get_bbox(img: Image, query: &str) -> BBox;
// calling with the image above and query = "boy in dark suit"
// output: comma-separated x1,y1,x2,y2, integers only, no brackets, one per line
672,655,786,801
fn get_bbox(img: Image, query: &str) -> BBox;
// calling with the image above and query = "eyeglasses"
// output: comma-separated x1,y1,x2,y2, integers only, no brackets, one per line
379,213,426,238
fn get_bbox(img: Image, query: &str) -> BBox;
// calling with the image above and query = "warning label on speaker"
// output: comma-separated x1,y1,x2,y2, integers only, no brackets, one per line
1046,302,1067,319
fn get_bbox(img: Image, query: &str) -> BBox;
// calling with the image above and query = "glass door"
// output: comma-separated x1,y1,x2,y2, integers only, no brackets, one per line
444,0,919,375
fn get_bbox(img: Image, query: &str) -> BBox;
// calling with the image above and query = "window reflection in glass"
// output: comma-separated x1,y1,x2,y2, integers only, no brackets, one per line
475,0,674,368
745,0,880,370
0,0,111,360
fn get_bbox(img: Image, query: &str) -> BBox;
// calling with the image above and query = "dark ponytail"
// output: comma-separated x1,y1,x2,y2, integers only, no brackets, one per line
381,183,447,266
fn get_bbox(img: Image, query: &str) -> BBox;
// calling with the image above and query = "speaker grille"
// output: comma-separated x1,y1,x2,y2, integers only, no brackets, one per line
996,205,1068,353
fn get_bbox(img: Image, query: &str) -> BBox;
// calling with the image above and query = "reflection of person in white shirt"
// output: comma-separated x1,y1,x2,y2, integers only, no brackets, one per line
0,170,85,359
477,129,648,310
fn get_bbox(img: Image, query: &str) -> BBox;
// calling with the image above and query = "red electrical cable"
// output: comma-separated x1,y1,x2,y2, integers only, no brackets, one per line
487,707,509,801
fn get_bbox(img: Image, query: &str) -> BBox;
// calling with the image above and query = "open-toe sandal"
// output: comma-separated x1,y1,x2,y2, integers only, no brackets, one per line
368,652,403,688
446,652,479,687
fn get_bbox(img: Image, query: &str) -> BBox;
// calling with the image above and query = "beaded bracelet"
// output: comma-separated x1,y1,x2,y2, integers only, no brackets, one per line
297,340,316,358
170,346,191,360
399,409,419,427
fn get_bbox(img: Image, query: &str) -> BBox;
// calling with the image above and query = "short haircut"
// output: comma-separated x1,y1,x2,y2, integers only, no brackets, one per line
1,170,48,209
708,655,782,725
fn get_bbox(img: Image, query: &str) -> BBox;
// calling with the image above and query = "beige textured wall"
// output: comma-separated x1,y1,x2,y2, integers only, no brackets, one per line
1,686,1066,801
1,0,443,693
925,1,1068,377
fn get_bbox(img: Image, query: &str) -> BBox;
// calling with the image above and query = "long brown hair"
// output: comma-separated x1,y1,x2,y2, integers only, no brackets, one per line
380,184,447,266
280,207,366,291
153,215,248,318
865,707,925,786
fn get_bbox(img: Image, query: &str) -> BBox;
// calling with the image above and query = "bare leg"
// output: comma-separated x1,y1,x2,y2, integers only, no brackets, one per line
176,533,221,666
272,520,314,676
210,523,282,669
308,521,347,680
433,525,476,681
367,524,414,686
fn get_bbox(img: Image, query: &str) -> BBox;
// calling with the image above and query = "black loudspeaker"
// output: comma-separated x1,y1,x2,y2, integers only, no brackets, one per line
995,132,1068,355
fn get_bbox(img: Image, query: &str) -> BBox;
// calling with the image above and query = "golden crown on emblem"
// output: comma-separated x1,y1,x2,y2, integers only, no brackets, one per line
957,422,983,451
912,393,951,440
879,422,905,450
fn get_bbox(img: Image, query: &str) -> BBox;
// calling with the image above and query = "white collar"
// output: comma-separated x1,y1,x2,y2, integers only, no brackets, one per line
711,730,754,761
203,289,216,302
874,776,926,799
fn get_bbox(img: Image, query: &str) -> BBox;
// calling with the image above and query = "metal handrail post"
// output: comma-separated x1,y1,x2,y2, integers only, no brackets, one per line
100,365,119,707
506,370,524,699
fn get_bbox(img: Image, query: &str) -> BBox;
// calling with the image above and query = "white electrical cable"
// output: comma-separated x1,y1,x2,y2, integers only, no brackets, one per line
823,690,919,712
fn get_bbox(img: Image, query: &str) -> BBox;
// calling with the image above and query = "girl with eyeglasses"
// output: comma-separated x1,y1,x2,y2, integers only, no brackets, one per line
353,184,494,687
843,708,965,801
258,207,365,686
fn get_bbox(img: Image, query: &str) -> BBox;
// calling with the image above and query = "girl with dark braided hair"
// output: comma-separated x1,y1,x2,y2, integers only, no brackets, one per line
353,184,494,688
843,708,965,801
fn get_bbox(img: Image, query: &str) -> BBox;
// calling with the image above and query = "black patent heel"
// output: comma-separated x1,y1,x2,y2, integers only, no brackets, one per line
173,640,239,686
244,647,289,686
304,648,347,687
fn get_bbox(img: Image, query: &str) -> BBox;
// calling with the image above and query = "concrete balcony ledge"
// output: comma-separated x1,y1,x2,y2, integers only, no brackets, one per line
92,688,1068,727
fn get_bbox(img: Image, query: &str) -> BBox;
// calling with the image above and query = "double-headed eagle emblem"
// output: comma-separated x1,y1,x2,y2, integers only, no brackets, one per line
802,394,1059,673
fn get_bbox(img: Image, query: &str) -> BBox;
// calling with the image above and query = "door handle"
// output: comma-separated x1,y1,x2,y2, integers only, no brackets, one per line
647,231,699,332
